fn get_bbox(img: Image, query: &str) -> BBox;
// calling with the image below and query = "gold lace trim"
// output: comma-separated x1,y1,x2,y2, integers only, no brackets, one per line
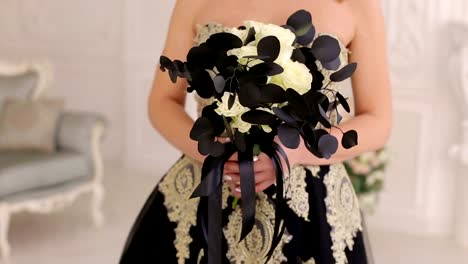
324,164,363,264
224,192,292,263
158,157,202,264
283,165,320,221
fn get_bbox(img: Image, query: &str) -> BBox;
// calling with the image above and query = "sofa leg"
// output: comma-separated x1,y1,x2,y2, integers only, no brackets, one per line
91,183,105,227
0,205,11,259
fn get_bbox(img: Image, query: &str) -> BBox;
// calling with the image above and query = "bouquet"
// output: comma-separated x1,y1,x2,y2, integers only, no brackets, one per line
160,9,358,263
345,148,388,213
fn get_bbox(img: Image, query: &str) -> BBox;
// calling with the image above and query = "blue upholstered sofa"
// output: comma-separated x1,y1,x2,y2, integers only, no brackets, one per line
0,60,106,258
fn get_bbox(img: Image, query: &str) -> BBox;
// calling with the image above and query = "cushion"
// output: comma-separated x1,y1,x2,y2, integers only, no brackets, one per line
0,98,64,153
0,72,37,111
0,151,91,198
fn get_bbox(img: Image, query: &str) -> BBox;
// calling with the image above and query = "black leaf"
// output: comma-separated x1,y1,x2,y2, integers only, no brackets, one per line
296,26,316,46
228,93,236,110
184,64,192,81
322,56,341,71
244,27,256,45
318,134,339,159
285,89,309,119
198,134,215,156
239,82,261,108
242,110,277,125
188,69,216,99
272,107,297,127
291,49,306,63
300,48,324,91
206,32,243,52
336,92,351,113
249,62,284,76
330,63,357,82
173,60,185,76
278,124,301,149
311,35,341,64
260,83,287,103
213,75,226,93
211,141,225,157
342,130,358,149
168,70,178,83
243,55,271,60
190,117,214,140
287,9,313,36
186,44,217,70
201,104,225,136
258,36,281,63
160,56,175,71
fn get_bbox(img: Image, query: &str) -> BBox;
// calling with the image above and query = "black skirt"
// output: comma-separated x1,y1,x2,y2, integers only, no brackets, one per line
120,156,370,264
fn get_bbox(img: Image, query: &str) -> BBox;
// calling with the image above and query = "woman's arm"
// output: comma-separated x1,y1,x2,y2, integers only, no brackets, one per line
148,0,206,163
285,0,393,166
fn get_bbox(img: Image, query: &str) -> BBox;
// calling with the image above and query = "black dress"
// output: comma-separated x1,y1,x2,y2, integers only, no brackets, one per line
120,23,370,264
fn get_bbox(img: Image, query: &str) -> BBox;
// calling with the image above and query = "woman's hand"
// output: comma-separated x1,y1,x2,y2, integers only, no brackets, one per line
223,152,276,198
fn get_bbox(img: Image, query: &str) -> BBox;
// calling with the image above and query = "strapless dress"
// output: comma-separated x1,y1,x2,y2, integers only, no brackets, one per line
120,23,370,264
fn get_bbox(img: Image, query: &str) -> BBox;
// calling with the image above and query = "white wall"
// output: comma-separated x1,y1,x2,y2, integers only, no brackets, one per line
368,0,468,238
3,0,468,242
0,0,126,161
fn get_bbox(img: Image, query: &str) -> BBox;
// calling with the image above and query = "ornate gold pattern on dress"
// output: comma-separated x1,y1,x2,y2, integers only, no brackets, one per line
158,157,202,264
283,165,320,221
224,193,292,264
324,163,363,264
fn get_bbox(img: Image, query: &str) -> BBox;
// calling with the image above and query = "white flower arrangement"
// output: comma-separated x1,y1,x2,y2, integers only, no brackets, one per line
344,148,389,214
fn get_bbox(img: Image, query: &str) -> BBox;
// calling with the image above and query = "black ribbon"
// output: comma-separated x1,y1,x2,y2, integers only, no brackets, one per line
191,141,291,264
191,144,235,264
238,145,257,241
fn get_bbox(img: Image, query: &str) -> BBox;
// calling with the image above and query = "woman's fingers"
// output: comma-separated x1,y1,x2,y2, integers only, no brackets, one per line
224,161,240,174
255,180,275,193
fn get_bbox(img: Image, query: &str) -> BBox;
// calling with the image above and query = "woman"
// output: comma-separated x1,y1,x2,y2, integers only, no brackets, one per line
121,0,392,263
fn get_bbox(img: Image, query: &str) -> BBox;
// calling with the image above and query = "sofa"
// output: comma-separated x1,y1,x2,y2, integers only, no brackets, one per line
0,60,106,258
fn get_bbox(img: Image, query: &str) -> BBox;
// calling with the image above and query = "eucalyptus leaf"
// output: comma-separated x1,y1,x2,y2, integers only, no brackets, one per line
336,92,351,113
342,130,358,149
242,110,278,125
213,75,226,93
330,63,357,82
258,36,281,63
272,107,297,127
278,124,301,149
318,134,339,159
311,35,341,64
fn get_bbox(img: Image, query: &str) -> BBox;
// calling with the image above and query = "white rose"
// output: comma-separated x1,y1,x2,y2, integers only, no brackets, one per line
227,45,262,66
231,116,252,133
215,92,249,117
269,60,312,95
244,21,296,65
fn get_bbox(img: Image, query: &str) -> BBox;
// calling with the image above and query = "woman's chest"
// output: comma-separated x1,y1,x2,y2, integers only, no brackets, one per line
194,0,355,46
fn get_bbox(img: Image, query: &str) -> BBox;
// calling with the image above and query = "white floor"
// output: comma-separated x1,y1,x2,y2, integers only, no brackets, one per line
1,161,467,264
